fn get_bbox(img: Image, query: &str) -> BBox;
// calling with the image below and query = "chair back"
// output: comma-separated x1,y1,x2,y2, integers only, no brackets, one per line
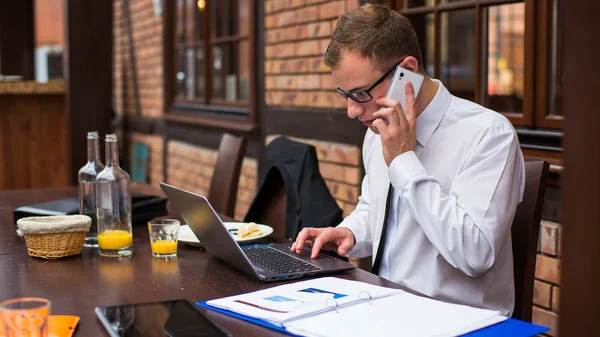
246,169,288,242
512,160,549,322
207,133,247,218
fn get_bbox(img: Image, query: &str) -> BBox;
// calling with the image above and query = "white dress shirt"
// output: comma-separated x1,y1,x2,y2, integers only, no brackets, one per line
339,80,525,316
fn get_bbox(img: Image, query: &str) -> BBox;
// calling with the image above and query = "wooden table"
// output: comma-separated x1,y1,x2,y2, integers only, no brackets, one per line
0,185,407,336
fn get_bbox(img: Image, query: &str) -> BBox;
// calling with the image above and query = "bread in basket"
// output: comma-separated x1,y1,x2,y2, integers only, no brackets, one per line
16,215,91,259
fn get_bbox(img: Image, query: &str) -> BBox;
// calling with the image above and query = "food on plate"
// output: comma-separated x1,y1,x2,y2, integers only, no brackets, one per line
237,222,261,238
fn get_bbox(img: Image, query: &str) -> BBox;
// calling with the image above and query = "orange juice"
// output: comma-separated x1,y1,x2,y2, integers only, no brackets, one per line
151,240,178,255
98,230,133,250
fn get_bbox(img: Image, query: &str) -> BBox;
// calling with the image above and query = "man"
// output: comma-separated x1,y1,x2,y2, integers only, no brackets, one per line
291,4,525,316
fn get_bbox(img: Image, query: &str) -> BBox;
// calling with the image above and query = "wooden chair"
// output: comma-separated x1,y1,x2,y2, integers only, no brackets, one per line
207,133,247,218
245,169,288,242
511,160,549,322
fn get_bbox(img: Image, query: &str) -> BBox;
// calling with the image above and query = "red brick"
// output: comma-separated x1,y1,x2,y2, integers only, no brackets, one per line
265,60,277,74
296,6,319,24
276,75,298,90
265,15,277,29
319,1,346,20
265,45,276,58
237,189,255,204
532,307,559,337
265,0,276,14
265,76,276,90
273,0,290,12
280,58,308,73
319,38,330,54
306,21,332,38
535,255,561,285
533,280,552,309
308,56,330,72
265,92,281,105
269,43,296,58
314,141,361,166
265,29,279,43
540,221,559,256
346,0,360,11
269,91,309,107
296,40,321,56
552,286,560,312
241,159,258,176
297,75,321,90
344,166,362,185
320,74,338,89
290,0,305,9
283,25,308,41
343,202,356,218
309,91,347,109
276,11,296,27
319,162,345,181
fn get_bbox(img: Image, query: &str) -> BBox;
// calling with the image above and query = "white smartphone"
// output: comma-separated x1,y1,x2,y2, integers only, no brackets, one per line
384,65,424,112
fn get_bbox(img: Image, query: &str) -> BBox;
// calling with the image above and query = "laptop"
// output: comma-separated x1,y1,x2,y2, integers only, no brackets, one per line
160,182,356,282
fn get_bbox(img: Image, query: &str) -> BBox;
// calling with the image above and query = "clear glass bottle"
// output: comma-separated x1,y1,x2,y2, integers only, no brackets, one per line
78,131,105,247
96,134,133,257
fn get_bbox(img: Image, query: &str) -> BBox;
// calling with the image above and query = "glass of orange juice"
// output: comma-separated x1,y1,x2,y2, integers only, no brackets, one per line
98,224,133,258
0,297,51,337
148,219,180,258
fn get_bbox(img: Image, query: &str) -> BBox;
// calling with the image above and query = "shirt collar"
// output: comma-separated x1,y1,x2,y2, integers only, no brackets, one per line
416,79,451,147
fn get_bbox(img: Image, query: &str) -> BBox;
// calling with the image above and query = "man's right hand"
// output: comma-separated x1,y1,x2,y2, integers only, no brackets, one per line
290,227,356,259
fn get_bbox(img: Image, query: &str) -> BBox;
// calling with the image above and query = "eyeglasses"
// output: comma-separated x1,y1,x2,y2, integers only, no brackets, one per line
336,58,404,103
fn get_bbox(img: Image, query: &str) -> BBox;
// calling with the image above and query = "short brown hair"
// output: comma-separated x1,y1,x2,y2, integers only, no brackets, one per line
324,4,423,73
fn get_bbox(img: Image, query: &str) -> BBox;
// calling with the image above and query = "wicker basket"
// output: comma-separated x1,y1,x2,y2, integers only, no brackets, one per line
23,232,88,259
16,215,91,259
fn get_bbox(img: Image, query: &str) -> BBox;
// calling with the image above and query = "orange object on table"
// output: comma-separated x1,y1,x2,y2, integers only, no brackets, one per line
0,315,79,337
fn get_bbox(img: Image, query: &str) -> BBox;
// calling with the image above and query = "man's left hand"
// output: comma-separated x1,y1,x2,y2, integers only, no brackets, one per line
372,81,417,166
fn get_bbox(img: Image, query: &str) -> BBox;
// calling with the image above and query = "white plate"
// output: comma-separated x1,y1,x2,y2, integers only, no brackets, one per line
178,222,274,247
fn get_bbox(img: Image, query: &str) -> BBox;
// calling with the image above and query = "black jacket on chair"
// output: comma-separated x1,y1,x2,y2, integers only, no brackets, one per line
244,137,344,241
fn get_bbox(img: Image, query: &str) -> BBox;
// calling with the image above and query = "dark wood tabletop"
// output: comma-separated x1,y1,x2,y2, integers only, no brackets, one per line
0,185,408,337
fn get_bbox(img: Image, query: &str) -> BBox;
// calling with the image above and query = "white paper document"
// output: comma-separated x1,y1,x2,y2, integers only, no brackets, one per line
285,290,507,337
207,277,402,326
207,277,507,337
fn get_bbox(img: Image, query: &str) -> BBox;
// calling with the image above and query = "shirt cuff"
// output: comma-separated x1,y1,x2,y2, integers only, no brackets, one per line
337,220,368,258
389,150,427,191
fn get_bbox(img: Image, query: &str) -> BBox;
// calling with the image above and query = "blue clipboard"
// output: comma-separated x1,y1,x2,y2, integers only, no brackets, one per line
197,301,548,337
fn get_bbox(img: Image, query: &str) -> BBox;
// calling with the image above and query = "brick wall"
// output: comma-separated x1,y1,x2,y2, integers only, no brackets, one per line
264,0,359,108
129,132,164,184
166,140,257,221
533,220,562,336
113,0,164,118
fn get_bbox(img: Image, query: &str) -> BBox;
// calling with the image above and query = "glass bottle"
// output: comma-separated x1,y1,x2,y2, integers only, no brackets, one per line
78,131,105,247
96,134,133,257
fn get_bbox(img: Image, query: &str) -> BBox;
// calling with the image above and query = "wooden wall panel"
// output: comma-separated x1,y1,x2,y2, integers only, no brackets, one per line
0,93,68,190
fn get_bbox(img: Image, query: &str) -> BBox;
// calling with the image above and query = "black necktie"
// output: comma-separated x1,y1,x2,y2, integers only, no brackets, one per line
371,183,393,275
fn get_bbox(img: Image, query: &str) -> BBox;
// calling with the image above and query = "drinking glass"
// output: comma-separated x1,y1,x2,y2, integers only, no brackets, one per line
0,297,51,337
148,219,180,258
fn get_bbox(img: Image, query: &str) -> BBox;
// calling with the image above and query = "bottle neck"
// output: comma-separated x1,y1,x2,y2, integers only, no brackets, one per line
105,139,120,167
87,137,101,163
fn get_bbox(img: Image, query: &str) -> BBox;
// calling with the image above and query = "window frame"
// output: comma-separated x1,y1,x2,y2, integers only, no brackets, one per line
374,0,563,130
163,0,259,132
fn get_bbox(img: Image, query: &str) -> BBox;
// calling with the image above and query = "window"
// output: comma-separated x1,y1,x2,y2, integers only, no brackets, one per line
384,0,564,131
169,0,255,118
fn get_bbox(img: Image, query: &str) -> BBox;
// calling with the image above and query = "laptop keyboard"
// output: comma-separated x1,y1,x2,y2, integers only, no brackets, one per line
242,246,320,274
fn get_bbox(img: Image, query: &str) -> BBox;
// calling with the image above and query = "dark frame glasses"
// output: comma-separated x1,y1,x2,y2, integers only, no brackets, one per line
336,58,404,103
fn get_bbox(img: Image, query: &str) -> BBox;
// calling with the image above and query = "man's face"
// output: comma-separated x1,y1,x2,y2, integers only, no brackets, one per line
332,51,392,134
